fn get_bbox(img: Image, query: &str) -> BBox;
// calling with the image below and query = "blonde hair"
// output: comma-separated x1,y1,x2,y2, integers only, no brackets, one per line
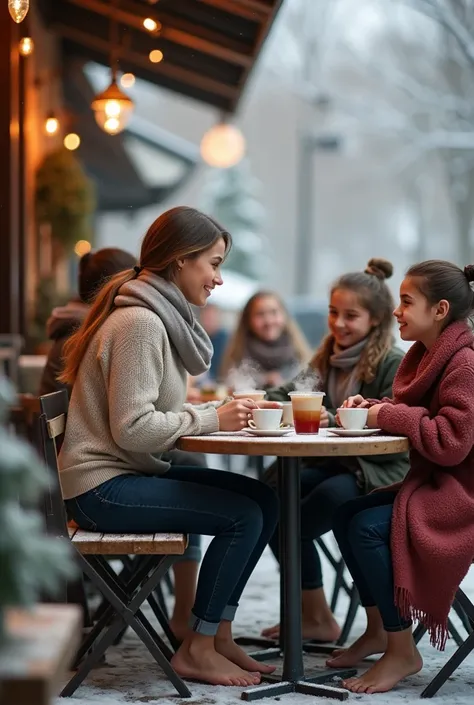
220,291,311,379
60,206,230,386
311,258,395,384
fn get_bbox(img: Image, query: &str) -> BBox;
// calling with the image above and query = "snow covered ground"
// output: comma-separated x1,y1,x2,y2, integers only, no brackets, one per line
58,534,474,705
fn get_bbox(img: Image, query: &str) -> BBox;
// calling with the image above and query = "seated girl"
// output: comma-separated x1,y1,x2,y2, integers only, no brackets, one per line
221,290,311,389
262,259,409,642
328,259,474,694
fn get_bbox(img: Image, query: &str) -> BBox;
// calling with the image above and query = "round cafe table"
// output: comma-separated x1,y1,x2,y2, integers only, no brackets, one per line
177,429,409,702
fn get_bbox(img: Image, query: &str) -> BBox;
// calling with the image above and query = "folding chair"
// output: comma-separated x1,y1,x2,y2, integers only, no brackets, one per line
37,390,192,698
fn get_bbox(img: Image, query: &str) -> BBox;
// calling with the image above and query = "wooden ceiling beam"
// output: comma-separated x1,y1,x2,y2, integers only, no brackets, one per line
65,0,252,67
55,23,239,100
197,0,271,21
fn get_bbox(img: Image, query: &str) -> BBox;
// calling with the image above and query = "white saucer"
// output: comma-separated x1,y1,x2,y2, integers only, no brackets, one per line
243,427,294,437
327,428,382,437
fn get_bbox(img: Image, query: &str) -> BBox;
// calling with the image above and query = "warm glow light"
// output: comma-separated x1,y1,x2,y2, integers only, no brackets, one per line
64,133,81,151
200,123,246,168
143,17,159,32
45,116,59,136
149,49,163,63
91,80,134,135
120,72,135,88
74,240,92,257
9,0,29,23
18,36,34,56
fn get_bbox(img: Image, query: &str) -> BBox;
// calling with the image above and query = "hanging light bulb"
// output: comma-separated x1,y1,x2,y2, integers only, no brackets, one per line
200,122,246,168
45,115,60,136
8,0,29,23
18,36,34,56
91,80,134,135
149,49,163,63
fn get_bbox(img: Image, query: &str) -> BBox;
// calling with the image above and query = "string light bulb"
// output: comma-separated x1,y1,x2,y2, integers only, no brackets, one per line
149,49,163,63
143,18,160,32
18,36,34,56
74,240,92,257
8,0,29,23
45,115,60,136
64,133,81,151
120,73,135,88
91,80,134,135
200,123,246,168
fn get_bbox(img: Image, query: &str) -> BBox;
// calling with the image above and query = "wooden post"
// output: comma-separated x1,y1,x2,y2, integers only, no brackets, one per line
0,8,21,335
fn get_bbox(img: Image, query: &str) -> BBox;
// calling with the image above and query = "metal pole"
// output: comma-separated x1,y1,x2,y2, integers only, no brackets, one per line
280,456,304,682
295,133,314,296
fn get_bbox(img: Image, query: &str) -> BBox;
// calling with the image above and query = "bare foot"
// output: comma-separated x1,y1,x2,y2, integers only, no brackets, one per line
215,637,276,674
169,618,187,643
341,647,423,694
171,640,261,687
327,630,388,668
262,616,341,643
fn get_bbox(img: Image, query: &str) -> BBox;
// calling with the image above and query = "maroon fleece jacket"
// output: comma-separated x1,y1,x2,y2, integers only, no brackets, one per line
373,321,474,647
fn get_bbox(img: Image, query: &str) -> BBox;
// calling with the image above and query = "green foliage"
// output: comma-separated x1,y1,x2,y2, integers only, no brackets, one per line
26,275,70,350
35,148,96,251
0,378,76,639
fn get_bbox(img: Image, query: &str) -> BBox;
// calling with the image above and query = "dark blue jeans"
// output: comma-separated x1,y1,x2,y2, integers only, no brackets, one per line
267,463,361,589
66,467,279,636
332,491,412,632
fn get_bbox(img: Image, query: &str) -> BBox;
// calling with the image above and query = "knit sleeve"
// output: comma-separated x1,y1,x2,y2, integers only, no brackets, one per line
104,336,219,453
378,363,474,466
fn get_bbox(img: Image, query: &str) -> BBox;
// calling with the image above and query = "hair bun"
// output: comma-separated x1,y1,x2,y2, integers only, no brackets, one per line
464,265,474,283
364,258,393,281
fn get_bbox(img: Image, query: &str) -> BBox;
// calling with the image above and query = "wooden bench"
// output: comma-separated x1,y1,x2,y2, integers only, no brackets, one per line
68,527,187,555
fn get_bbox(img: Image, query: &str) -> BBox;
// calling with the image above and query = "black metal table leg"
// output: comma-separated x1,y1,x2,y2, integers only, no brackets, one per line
242,456,355,701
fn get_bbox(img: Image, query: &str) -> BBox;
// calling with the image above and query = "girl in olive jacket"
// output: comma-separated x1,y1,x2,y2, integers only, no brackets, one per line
262,259,409,644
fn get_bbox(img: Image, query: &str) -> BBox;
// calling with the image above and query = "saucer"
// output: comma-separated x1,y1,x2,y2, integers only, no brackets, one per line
243,427,294,437
327,428,382,437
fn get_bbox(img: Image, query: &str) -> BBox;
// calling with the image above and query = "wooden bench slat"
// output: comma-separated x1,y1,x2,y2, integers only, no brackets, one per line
71,530,187,555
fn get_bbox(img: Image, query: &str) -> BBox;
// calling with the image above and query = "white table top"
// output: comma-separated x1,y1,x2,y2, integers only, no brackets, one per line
177,428,409,457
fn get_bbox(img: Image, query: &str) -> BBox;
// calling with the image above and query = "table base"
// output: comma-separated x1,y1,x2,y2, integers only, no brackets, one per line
242,673,354,701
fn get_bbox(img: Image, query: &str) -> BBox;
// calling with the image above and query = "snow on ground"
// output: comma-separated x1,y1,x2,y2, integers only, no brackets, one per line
58,535,474,705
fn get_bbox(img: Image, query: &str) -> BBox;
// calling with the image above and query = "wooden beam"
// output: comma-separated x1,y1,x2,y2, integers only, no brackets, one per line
55,24,238,101
0,7,21,335
197,0,272,21
65,0,253,67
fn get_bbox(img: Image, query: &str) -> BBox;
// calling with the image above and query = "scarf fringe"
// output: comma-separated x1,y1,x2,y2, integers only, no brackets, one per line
395,586,448,650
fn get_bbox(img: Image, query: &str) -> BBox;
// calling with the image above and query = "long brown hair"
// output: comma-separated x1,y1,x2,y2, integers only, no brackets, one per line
220,291,311,378
60,206,230,386
312,258,395,384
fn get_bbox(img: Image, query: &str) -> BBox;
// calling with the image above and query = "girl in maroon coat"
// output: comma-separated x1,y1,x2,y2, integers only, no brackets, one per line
328,260,474,694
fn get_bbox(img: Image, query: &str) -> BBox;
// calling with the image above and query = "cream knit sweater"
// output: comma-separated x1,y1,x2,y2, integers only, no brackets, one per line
59,304,219,500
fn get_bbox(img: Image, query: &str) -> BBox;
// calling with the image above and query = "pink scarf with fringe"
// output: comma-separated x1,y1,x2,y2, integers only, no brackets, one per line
377,322,474,649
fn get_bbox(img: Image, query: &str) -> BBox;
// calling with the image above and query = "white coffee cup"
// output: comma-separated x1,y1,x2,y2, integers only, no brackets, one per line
337,407,368,430
249,408,283,431
281,402,294,426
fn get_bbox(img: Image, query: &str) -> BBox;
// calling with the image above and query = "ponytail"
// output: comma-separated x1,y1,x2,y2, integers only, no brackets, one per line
59,268,136,386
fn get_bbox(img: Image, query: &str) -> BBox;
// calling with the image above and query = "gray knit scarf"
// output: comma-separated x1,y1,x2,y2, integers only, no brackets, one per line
326,337,367,408
114,272,213,376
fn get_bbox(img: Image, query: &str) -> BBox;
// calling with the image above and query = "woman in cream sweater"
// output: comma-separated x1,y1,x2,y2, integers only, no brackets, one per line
59,206,280,687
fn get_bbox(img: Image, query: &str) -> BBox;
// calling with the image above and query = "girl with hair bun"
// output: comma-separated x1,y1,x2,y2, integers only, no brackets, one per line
329,259,474,694
262,259,409,643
